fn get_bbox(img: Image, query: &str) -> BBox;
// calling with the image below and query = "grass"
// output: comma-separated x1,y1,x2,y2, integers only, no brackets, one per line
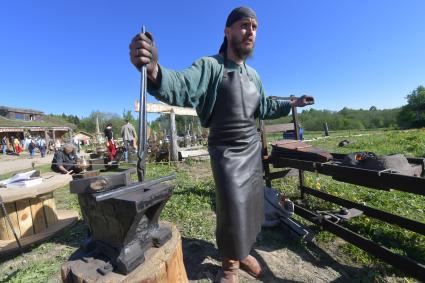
267,128,425,276
0,128,424,282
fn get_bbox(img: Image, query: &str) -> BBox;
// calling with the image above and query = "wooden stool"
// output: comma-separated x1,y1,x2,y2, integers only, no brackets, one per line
0,173,78,256
61,222,188,283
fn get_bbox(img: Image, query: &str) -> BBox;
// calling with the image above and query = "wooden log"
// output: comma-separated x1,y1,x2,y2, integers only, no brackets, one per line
61,222,188,283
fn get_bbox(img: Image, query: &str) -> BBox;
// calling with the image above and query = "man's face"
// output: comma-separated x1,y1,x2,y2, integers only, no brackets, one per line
226,18,258,59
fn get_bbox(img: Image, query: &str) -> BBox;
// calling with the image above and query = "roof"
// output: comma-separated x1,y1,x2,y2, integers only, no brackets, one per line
74,131,93,140
0,105,44,115
0,116,75,129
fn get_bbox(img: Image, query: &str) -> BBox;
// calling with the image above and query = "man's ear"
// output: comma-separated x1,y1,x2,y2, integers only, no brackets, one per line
224,27,231,39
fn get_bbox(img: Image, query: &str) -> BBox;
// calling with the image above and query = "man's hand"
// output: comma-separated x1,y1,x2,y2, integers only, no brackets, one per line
292,95,314,107
129,31,159,81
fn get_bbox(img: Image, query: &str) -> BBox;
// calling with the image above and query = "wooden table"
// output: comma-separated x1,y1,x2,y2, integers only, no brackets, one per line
0,173,78,257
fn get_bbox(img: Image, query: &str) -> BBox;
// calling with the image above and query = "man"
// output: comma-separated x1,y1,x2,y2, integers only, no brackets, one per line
38,136,47,157
129,7,312,282
104,122,117,162
121,119,137,162
28,137,37,158
51,144,82,174
1,136,7,155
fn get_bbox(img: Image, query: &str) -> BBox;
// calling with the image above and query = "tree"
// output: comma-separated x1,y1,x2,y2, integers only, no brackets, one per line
406,85,425,110
397,85,425,128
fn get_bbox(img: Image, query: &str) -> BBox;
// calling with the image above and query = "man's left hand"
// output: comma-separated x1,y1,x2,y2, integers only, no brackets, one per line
292,95,314,107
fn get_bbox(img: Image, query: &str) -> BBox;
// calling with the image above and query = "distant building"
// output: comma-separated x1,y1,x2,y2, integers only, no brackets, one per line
0,105,74,150
0,106,44,121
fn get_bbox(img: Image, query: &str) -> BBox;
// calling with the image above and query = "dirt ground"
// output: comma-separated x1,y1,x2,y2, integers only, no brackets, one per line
0,151,90,174
181,229,393,283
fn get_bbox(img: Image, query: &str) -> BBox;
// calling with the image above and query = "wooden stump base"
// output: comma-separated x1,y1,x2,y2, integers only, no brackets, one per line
61,222,188,283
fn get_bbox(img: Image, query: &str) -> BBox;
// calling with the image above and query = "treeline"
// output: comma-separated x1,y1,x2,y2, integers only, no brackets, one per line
268,107,400,131
149,114,207,137
47,85,425,135
267,85,425,131
47,109,138,135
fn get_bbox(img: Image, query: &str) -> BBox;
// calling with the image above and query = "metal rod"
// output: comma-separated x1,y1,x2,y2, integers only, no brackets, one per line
269,96,298,101
137,25,148,182
94,173,176,201
301,185,425,235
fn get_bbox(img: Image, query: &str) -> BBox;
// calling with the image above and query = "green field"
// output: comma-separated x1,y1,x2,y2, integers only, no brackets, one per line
0,128,424,282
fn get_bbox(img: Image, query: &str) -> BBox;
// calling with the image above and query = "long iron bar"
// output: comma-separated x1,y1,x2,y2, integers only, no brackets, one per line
94,173,176,202
137,25,148,182
301,185,425,235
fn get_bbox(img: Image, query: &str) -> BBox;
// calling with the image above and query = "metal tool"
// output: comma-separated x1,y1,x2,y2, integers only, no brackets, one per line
94,173,176,201
137,25,148,182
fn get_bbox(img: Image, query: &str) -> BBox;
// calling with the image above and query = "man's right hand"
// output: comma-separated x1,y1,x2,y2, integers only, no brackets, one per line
129,31,159,81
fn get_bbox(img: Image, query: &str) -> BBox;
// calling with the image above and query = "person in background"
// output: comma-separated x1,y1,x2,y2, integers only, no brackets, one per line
121,119,137,162
28,137,37,158
13,136,23,155
20,132,25,149
1,136,7,155
38,136,47,157
104,122,117,162
51,144,82,174
55,139,61,152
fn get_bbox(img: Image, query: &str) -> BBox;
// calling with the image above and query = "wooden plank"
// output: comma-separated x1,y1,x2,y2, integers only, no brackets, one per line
43,195,58,227
0,211,13,240
264,123,294,133
4,202,20,239
30,198,47,233
135,101,197,116
16,199,34,237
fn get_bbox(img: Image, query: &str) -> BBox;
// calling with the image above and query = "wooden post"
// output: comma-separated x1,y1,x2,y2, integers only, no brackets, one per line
52,130,56,149
324,122,329,136
44,130,49,146
169,109,178,162
291,98,306,199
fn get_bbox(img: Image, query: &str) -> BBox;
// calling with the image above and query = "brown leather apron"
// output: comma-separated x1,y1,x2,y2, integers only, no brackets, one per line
208,64,263,260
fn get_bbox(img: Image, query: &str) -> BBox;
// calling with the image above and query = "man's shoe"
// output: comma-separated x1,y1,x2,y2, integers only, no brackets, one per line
216,258,239,283
240,255,262,278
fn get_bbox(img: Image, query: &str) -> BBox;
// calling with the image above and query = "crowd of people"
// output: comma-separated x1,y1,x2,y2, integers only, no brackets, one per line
1,135,48,158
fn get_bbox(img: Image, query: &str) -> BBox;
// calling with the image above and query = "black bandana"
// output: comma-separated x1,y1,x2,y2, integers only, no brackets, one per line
225,6,257,27
219,7,258,54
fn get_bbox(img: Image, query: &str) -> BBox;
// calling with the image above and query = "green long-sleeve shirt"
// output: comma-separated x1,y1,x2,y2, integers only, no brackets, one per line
147,54,291,127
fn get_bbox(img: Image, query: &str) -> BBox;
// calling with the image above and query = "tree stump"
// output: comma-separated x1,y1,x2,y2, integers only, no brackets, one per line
61,222,188,283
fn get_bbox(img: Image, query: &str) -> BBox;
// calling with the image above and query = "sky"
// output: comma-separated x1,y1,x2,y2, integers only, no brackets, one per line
1,0,424,120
